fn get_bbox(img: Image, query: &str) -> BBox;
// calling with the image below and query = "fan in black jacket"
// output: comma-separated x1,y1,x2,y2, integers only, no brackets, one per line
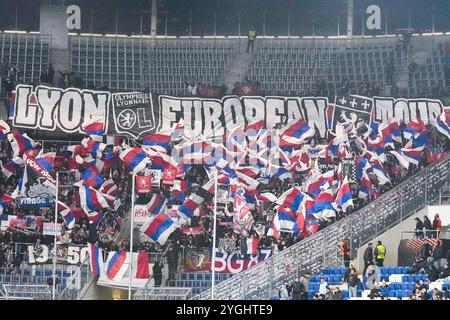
363,243,374,275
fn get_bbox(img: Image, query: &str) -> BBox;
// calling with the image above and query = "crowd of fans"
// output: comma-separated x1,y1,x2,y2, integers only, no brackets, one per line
0,116,448,284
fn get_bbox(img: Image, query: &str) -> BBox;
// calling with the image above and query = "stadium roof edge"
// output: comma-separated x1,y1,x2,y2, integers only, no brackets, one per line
3,30,450,39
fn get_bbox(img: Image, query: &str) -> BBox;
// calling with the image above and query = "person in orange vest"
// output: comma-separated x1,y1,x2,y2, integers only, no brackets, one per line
339,240,351,267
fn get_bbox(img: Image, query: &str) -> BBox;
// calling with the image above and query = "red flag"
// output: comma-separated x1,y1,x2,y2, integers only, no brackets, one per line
134,252,150,279
136,176,152,193
162,165,178,185
300,216,319,238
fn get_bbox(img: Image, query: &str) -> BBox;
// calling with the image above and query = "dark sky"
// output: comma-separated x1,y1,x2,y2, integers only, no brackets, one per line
0,0,449,36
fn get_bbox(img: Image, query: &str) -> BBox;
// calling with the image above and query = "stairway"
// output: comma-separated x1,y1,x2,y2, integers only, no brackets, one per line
390,37,434,96
50,48,71,85
224,41,254,94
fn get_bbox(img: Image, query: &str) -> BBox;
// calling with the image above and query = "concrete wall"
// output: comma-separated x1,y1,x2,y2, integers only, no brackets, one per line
354,207,428,271
427,205,450,228
80,278,131,300
40,5,68,50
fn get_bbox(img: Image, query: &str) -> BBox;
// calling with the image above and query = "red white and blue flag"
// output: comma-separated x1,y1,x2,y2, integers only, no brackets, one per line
87,243,105,276
246,237,259,255
120,146,151,173
7,132,38,157
82,121,105,137
311,188,336,219
106,251,128,281
433,112,450,140
280,119,315,148
269,207,296,239
142,133,171,152
81,165,105,188
0,119,10,139
335,176,353,213
140,212,176,245
276,187,309,213
400,145,424,166
145,194,167,216
77,183,110,214
1,157,24,178
99,179,119,198
404,118,426,140
57,201,76,229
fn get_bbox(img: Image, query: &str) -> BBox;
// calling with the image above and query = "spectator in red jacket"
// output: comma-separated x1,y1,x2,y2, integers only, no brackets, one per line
432,214,442,238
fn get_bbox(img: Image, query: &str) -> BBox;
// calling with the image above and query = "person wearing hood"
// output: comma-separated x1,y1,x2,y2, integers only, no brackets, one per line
423,215,432,238
414,217,424,239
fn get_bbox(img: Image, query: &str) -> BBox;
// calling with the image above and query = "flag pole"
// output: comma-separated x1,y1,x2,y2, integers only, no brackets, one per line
128,171,136,300
52,171,59,300
211,169,218,300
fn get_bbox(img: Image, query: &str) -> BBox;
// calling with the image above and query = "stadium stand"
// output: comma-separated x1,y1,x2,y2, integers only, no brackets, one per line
70,36,237,94
0,32,51,95
245,37,406,96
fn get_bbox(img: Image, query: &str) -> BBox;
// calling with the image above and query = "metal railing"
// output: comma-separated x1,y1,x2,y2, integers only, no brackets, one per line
0,284,52,300
134,287,192,300
193,157,450,300
401,230,450,240
58,257,91,300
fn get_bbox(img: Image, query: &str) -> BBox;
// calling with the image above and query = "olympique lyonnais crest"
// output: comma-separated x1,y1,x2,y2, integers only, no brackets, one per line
111,92,157,139
331,95,373,134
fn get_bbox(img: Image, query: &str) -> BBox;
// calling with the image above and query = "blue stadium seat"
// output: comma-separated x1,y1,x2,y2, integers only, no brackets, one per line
188,274,195,280
388,268,396,274
270,296,280,300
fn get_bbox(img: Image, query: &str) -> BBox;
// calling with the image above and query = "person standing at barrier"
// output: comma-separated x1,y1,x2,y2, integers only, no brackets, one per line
432,214,442,239
374,241,386,267
290,277,304,300
165,244,179,285
339,240,351,267
423,215,433,238
247,27,257,53
152,260,164,287
414,217,424,239
363,243,374,275
298,273,311,300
